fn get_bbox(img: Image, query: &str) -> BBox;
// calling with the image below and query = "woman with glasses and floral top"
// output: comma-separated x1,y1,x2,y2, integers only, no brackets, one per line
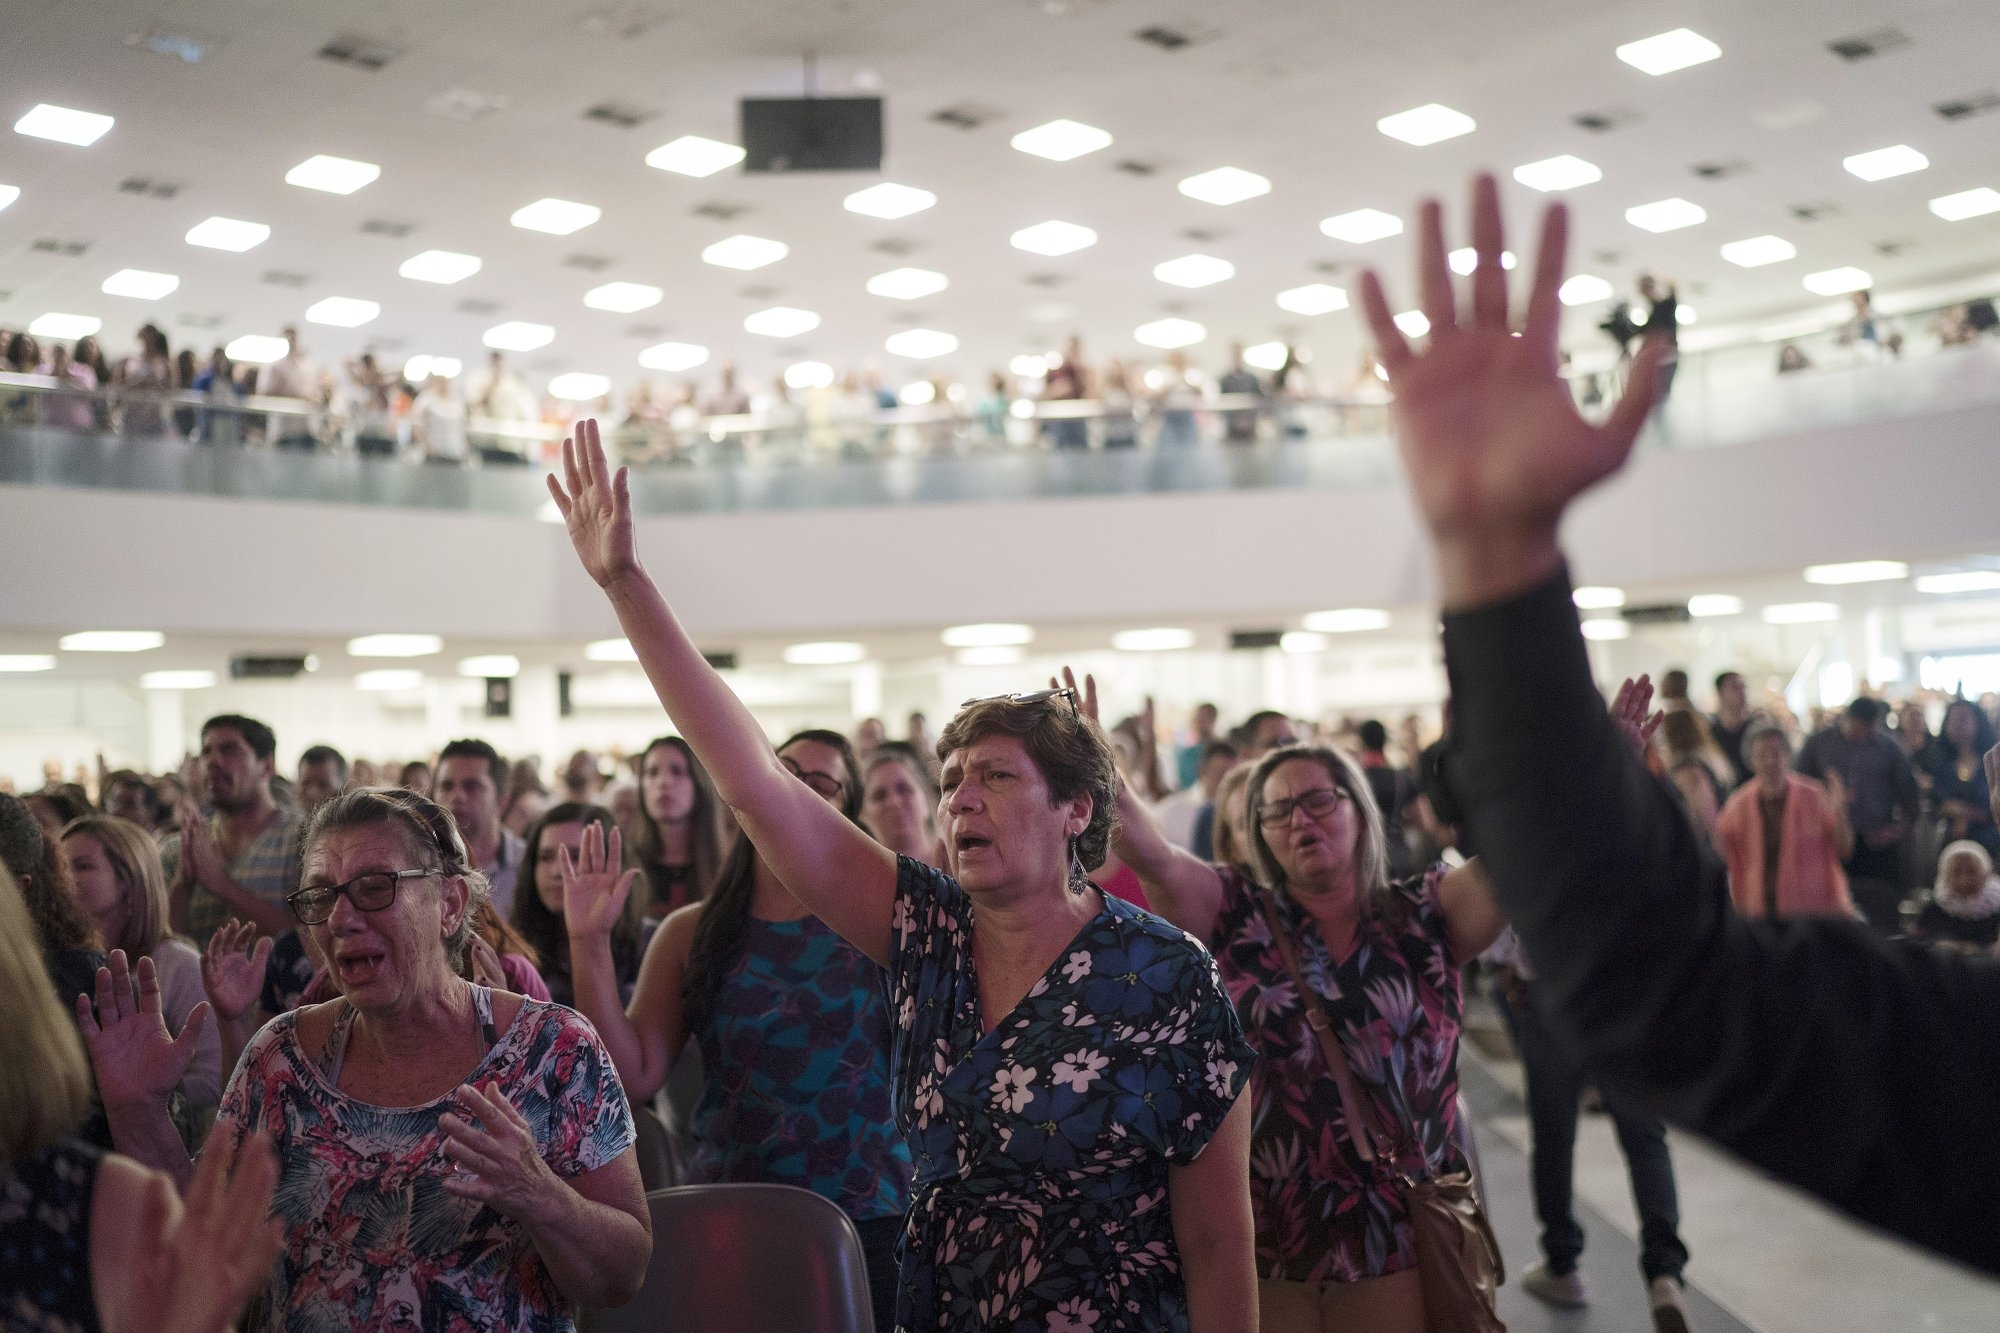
557,727,916,1333
74,786,652,1331
1108,706,1508,1333
549,420,1257,1333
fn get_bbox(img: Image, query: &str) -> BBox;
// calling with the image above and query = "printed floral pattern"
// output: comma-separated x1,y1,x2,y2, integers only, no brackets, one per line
887,856,1255,1332
1210,864,1467,1282
217,999,634,1332
0,1137,102,1332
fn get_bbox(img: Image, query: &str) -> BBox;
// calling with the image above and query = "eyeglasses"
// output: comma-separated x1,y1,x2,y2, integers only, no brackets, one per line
960,687,1077,712
781,757,847,800
287,868,435,925
1257,787,1350,828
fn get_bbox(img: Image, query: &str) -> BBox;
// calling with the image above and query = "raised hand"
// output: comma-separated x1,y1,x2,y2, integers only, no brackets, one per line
1358,174,1669,609
77,950,209,1109
1610,676,1663,759
439,1079,563,1221
201,919,272,1022
1053,666,1101,727
559,821,642,941
109,1129,286,1333
546,418,641,590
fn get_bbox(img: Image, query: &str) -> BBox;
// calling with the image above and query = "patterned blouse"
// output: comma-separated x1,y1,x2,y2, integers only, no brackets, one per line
217,994,635,1332
0,1136,104,1333
688,913,913,1220
1209,864,1467,1283
887,857,1255,1333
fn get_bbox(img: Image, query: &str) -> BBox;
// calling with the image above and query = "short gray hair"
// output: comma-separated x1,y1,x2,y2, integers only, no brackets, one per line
303,787,490,967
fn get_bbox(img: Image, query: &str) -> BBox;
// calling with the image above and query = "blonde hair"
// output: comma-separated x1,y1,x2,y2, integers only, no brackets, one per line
61,815,171,957
0,864,94,1165
1210,764,1256,871
1245,744,1392,909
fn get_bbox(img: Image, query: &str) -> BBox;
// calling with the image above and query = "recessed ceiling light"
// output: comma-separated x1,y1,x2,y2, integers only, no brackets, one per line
1376,103,1475,146
225,334,289,363
1393,310,1430,337
305,296,380,328
356,669,424,691
14,103,114,146
483,321,556,351
583,281,663,312
1112,627,1197,653
1615,28,1721,75
1153,254,1235,288
185,216,270,251
1803,560,1908,584
585,638,638,661
942,623,1035,648
644,135,745,177
1559,274,1614,306
1625,198,1707,232
1276,283,1348,316
1843,145,1928,182
1009,220,1098,256
1010,118,1113,162
457,655,520,678
1676,304,1698,324
510,198,601,235
1319,208,1404,243
0,184,18,212
1803,266,1872,296
0,655,57,673
898,380,936,406
955,645,1026,667
1447,247,1516,276
639,341,709,372
1572,586,1626,609
347,633,442,657
866,267,949,300
399,250,482,284
744,307,820,338
59,630,164,652
548,372,611,401
701,234,789,270
1177,167,1271,206
1243,341,1289,372
843,182,936,219
1687,594,1744,617
1761,602,1841,625
403,355,463,380
284,154,380,194
1580,618,1632,641
140,670,217,690
1720,235,1797,267
29,312,103,339
784,360,835,389
1512,155,1602,192
1133,318,1206,349
885,328,958,359
1301,608,1391,633
783,641,867,665
100,269,180,300
1278,631,1330,654
1929,187,2000,222
1916,571,2000,595
1009,354,1048,378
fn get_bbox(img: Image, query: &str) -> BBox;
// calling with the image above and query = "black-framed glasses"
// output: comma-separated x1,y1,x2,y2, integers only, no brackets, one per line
961,687,1077,711
287,868,435,925
1257,787,1350,828
781,757,847,800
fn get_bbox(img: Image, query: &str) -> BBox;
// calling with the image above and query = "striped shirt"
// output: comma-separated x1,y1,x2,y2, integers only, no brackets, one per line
164,809,303,945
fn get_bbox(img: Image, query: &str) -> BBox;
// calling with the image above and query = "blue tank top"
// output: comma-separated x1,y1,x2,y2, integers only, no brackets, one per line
689,913,913,1221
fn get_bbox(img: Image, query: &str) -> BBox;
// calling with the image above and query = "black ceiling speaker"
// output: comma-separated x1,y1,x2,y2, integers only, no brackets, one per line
740,96,883,172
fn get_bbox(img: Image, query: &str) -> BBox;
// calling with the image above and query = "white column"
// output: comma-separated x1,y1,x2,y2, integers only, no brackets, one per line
146,687,188,774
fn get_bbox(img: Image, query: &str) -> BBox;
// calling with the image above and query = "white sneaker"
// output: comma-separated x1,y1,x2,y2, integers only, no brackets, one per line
1649,1276,1693,1333
1521,1261,1589,1308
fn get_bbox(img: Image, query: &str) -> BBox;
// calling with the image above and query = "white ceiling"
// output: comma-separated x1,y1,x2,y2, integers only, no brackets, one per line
4,0,2000,395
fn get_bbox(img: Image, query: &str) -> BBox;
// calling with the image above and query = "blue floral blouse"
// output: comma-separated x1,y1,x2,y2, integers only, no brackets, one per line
886,856,1256,1333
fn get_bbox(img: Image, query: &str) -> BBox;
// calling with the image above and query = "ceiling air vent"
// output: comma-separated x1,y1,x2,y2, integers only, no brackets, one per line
1229,630,1285,651
584,100,653,129
930,103,999,130
359,219,415,238
702,651,738,672
176,313,225,329
1116,159,1159,176
739,285,778,301
1621,604,1690,626
1024,273,1067,288
578,4,672,38
118,177,182,198
871,237,920,256
563,253,613,272
31,238,90,256
1181,226,1225,242
1936,91,2000,121
626,324,664,339
261,271,310,288
691,201,748,221
425,88,510,121
1690,160,1749,180
456,299,500,316
231,656,311,680
1136,26,1194,50
1789,201,1842,222
1827,27,1909,61
1873,237,1915,256
1571,107,1643,134
318,33,403,72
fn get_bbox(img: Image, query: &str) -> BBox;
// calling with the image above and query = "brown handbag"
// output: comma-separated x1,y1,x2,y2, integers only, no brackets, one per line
1257,893,1506,1333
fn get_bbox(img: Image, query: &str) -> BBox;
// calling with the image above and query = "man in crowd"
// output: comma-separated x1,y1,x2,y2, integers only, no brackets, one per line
1176,702,1220,790
434,738,525,918
1216,343,1265,443
562,749,603,802
1155,740,1238,852
1356,719,1417,876
1796,697,1920,930
1193,709,1297,860
1708,671,1754,786
257,326,321,449
163,713,301,943
295,745,348,817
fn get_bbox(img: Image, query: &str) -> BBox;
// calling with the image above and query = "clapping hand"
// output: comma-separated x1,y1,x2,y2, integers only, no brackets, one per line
439,1080,561,1222
201,920,273,1023
1357,174,1668,609
110,1129,286,1333
77,950,210,1109
546,418,641,591
559,821,642,940
1611,676,1663,759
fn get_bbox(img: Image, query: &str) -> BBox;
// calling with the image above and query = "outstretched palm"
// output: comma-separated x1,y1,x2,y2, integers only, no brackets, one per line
77,951,209,1108
1357,175,1666,606
560,821,642,939
201,919,271,1022
547,418,641,590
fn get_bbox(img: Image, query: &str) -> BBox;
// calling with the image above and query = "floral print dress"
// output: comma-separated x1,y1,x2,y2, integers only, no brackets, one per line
886,857,1256,1333
1209,864,1467,1282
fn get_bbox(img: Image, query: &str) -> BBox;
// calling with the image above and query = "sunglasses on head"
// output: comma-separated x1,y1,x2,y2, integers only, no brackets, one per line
961,687,1077,711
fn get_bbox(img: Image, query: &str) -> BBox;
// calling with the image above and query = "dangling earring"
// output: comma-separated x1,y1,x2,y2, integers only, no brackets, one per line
1067,835,1087,895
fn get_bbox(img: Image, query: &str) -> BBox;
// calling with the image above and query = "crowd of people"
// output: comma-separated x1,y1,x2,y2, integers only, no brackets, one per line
7,175,2000,1333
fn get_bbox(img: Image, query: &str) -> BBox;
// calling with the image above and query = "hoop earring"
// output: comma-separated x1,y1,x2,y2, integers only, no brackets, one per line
1067,836,1087,895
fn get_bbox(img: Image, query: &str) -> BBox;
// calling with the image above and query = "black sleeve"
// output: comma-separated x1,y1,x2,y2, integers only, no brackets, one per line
1441,569,2000,1277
